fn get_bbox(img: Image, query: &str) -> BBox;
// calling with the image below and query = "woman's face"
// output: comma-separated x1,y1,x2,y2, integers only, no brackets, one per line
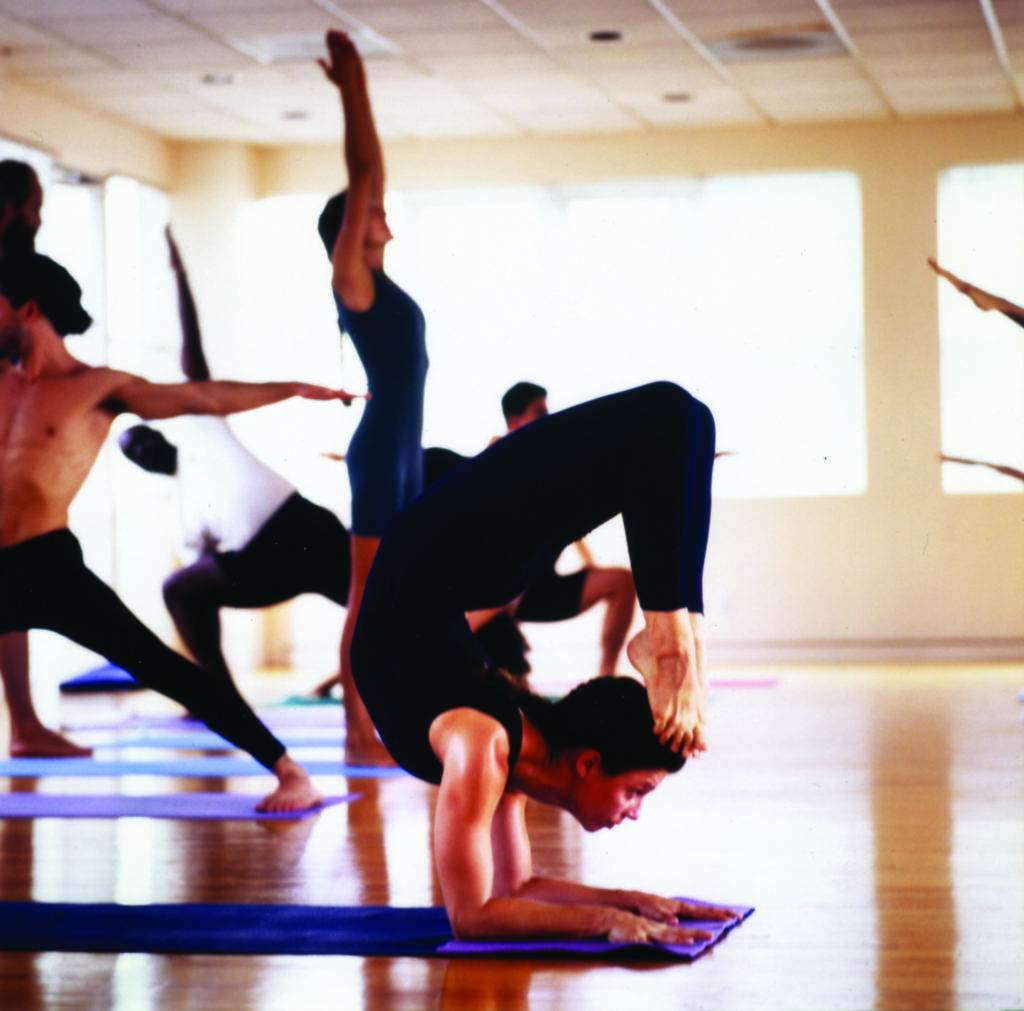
569,760,667,832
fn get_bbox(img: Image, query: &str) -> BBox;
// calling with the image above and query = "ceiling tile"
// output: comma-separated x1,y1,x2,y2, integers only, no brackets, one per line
0,0,150,16
0,15,64,48
344,1,505,33
156,0,304,12
35,15,201,46
0,0,1016,143
98,37,254,71
1,46,111,76
660,0,831,40
386,26,538,59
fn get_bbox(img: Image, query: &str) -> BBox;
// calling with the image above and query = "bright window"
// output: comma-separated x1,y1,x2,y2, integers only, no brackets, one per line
937,164,1024,494
385,172,866,497
244,174,866,503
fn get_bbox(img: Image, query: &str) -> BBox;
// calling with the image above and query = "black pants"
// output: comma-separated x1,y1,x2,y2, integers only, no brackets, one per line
0,530,286,769
200,493,351,608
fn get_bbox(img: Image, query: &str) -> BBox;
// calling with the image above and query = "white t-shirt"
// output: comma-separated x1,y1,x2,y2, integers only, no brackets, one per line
161,415,295,561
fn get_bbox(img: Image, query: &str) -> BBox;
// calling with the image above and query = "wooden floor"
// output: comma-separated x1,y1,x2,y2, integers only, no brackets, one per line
1,663,1022,1011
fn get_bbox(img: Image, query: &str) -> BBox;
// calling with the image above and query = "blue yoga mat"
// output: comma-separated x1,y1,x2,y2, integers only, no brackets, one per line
59,664,142,694
0,757,406,779
0,792,357,820
66,707,343,732
94,731,343,751
0,899,752,959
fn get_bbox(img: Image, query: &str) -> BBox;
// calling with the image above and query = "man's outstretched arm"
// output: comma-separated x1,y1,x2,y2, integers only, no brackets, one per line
940,453,1024,484
104,375,359,421
928,258,1024,330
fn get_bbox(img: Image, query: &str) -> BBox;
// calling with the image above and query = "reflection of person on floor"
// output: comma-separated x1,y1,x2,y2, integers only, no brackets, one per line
118,230,354,696
0,158,94,758
316,30,428,765
353,382,727,940
939,453,1024,485
0,280,354,810
928,258,1024,329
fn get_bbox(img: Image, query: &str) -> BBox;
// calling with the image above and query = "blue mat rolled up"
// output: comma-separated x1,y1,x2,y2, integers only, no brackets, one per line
59,663,141,694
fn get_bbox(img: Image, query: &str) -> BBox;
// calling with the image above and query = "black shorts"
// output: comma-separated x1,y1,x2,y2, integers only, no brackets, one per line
215,493,350,606
514,567,589,623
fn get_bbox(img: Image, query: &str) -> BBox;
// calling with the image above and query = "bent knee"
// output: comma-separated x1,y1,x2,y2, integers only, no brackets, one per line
162,570,205,611
639,381,715,448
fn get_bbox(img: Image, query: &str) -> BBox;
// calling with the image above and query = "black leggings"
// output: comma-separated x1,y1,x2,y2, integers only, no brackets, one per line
410,383,714,613
0,530,286,769
352,383,716,776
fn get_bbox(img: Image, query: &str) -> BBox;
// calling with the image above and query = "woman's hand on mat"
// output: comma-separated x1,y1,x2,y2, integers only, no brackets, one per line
618,890,733,926
318,29,364,89
672,899,740,923
605,909,712,945
288,382,367,406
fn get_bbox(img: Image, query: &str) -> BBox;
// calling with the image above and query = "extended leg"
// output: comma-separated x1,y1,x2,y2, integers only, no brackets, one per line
0,631,91,757
620,384,715,756
39,560,320,810
338,534,393,766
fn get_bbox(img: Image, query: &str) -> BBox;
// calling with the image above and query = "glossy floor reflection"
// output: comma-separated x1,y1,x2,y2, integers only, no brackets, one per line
1,663,1022,1010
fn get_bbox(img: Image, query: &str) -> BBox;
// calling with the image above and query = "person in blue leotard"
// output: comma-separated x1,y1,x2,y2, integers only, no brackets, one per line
315,29,428,764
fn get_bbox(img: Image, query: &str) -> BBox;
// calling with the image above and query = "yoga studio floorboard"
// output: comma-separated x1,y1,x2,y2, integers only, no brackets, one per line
1,663,1021,1011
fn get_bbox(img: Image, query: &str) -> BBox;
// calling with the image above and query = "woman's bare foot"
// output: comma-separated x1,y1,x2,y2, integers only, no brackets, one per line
257,754,323,812
10,725,93,758
627,613,707,757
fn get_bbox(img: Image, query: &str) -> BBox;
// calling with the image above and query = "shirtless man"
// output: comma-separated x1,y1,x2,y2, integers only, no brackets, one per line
0,158,93,757
0,283,355,810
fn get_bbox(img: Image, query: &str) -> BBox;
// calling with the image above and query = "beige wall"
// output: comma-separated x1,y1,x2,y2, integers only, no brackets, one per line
254,116,1024,658
0,79,169,186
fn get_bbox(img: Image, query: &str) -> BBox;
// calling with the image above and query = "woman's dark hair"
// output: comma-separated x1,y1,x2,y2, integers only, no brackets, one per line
0,160,37,210
317,189,347,256
490,672,685,776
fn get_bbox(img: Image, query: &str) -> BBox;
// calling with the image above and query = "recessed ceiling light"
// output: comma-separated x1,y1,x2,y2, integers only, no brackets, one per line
663,92,692,103
282,110,308,121
707,24,845,62
588,30,622,42
201,72,234,86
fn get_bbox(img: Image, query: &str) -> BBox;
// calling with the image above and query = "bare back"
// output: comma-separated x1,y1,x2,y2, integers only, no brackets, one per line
0,362,124,546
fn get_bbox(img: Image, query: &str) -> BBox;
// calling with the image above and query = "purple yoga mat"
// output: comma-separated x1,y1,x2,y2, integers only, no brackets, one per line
66,706,344,733
439,899,753,960
92,731,343,751
709,678,779,689
0,792,357,821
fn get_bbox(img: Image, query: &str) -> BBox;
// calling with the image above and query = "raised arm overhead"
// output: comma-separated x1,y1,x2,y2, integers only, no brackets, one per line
318,30,389,310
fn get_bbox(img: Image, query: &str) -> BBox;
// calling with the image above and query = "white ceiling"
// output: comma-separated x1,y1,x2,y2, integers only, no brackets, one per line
0,0,1021,144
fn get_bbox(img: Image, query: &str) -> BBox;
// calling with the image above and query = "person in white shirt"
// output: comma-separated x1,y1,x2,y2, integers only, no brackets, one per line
118,231,353,691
